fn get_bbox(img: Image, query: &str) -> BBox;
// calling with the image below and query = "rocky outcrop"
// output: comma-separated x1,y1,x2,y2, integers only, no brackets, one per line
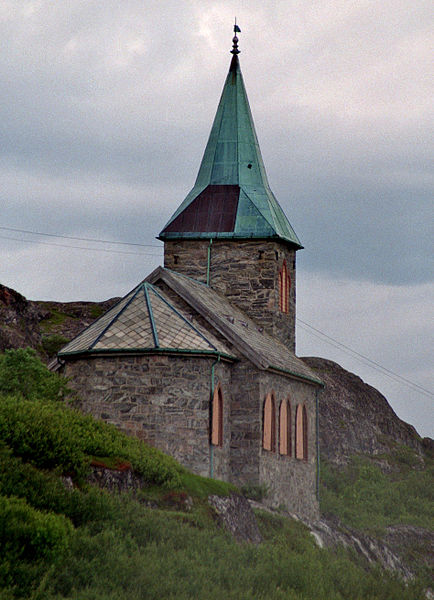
0,284,46,351
0,283,119,359
87,465,144,494
310,517,414,580
209,493,262,544
301,356,424,465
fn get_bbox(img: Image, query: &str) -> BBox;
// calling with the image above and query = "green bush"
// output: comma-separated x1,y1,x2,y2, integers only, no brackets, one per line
0,494,72,562
320,454,434,532
0,394,183,486
40,334,69,357
40,504,425,600
0,444,116,527
0,494,73,598
0,348,69,401
240,482,268,501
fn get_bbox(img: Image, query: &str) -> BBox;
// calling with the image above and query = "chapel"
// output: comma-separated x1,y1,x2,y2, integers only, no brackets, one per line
57,27,323,520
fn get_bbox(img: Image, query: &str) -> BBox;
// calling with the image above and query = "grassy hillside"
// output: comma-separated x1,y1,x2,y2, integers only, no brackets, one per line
0,349,430,599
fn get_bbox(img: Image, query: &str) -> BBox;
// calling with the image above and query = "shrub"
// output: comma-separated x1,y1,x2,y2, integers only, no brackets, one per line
0,394,184,486
0,494,72,561
0,348,69,401
0,444,116,527
320,454,434,532
240,482,268,501
40,334,69,357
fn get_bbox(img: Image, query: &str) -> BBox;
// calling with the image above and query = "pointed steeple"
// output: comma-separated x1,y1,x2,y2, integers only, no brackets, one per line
159,26,302,249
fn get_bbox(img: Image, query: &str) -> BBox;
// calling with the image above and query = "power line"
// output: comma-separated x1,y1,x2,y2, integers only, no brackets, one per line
297,318,433,398
2,224,431,399
0,234,162,257
0,226,162,249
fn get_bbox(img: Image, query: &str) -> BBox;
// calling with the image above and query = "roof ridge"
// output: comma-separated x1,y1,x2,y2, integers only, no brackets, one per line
147,283,218,351
159,268,322,385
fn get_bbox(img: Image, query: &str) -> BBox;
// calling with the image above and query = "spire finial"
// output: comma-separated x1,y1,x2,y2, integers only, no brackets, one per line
231,19,241,54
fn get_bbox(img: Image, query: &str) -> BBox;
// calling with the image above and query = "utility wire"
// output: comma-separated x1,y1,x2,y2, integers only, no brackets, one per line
297,318,433,398
0,234,162,257
2,225,431,399
0,226,162,249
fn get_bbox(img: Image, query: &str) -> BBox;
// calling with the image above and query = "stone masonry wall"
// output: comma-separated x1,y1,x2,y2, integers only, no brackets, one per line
164,239,297,350
227,361,319,520
229,362,262,486
62,354,232,480
258,372,319,520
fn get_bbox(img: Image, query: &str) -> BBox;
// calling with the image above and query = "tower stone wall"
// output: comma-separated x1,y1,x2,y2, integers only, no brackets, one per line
164,238,296,351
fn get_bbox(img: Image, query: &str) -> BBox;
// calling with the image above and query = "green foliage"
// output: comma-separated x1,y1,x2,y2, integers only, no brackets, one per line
0,394,184,486
0,494,72,561
179,470,235,497
90,305,104,318
320,453,434,533
240,482,269,501
40,334,69,357
33,503,425,600
0,445,426,599
39,308,71,332
0,344,428,599
0,494,72,596
0,348,69,401
0,444,116,527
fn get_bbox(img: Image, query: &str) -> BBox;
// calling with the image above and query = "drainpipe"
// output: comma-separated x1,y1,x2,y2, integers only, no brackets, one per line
206,238,213,286
315,387,320,502
209,353,221,478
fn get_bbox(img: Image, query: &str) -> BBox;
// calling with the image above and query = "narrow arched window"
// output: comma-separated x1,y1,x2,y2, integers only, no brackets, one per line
211,384,223,446
263,392,276,451
279,260,290,313
295,404,308,460
279,398,292,456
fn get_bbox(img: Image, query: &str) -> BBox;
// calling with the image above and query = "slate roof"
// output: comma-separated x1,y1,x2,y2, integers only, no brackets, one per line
58,281,234,359
147,267,322,386
159,48,302,249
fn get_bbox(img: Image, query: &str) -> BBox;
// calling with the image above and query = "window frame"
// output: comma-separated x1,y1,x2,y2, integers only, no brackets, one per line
278,260,291,314
211,383,223,447
295,404,308,461
262,392,276,452
279,398,292,456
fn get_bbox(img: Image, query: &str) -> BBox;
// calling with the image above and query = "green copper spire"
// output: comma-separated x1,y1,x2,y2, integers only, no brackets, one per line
159,26,302,248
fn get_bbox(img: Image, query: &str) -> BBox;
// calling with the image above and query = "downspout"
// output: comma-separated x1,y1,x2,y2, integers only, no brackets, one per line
206,238,213,286
209,353,221,478
315,387,320,503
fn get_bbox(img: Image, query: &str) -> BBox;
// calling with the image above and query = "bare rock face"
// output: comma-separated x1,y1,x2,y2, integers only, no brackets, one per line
208,493,262,543
0,283,119,359
0,284,46,351
310,517,414,580
301,357,424,465
87,465,144,494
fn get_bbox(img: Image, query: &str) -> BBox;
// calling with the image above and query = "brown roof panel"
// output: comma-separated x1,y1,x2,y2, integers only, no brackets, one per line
163,185,239,234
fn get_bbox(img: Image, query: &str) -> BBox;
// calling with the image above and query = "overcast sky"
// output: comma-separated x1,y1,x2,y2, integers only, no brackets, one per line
1,1,432,437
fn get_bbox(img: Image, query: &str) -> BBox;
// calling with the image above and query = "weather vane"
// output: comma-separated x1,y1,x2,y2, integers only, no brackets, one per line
231,18,241,54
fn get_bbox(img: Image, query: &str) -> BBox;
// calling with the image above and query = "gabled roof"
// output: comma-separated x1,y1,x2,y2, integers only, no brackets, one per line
159,34,302,249
58,281,234,359
147,267,322,386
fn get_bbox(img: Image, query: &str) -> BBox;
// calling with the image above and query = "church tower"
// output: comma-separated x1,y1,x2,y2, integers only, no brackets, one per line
159,28,302,351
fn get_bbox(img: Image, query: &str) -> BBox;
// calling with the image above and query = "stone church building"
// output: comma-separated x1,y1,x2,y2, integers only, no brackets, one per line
57,30,323,520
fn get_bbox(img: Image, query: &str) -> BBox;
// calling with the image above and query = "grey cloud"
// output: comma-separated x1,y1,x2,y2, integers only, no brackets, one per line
0,1,432,436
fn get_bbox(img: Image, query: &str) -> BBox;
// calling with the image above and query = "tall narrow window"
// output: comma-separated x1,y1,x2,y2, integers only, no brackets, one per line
279,398,292,456
211,384,223,446
279,260,291,313
263,392,276,451
295,404,308,460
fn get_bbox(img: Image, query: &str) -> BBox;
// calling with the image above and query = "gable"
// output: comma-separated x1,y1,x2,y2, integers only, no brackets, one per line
147,267,322,387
